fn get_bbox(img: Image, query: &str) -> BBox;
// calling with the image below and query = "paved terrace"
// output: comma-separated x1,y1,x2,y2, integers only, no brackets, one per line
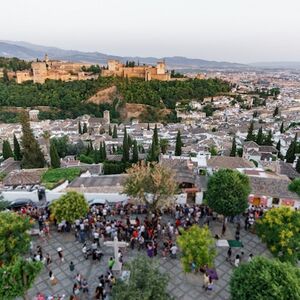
24,217,272,300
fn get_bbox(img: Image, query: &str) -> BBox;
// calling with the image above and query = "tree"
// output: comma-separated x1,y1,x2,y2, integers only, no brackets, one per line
206,169,250,217
263,130,273,146
2,68,9,82
230,257,300,300
256,127,264,145
175,130,182,156
111,256,171,300
177,225,216,272
2,140,13,159
246,121,255,141
147,123,150,130
0,256,43,300
285,134,298,163
112,125,118,138
273,106,279,117
160,139,168,154
50,142,61,168
256,207,300,264
280,121,284,133
101,141,107,161
124,162,177,213
0,211,32,264
82,122,88,134
209,146,218,156
13,134,22,161
296,159,300,173
108,125,112,136
122,127,130,162
276,139,281,152
147,125,160,162
132,140,139,163
78,122,82,134
20,113,45,169
50,191,89,223
288,178,300,197
230,136,236,157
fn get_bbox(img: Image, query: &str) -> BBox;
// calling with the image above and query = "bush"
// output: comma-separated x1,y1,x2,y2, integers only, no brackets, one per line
79,154,94,164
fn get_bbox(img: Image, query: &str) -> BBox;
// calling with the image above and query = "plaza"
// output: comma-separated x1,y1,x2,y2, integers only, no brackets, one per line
25,213,272,300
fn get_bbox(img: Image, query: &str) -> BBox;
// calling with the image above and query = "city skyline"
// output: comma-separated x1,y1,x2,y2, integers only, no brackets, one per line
1,0,300,63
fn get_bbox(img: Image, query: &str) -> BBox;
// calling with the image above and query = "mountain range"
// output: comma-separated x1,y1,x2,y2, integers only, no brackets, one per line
0,40,248,70
1,40,300,70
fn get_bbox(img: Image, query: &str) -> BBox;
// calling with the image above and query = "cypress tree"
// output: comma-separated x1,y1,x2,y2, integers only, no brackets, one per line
264,130,273,146
122,128,129,162
175,130,182,156
83,123,88,134
246,121,255,141
153,124,159,146
285,135,297,163
132,140,139,163
147,125,160,162
256,127,264,145
20,112,45,168
2,140,13,159
108,125,112,136
276,140,281,152
50,142,60,168
273,106,279,117
78,122,82,134
13,134,22,161
230,136,236,157
296,158,300,173
101,142,107,161
147,123,150,130
112,125,118,138
280,122,284,134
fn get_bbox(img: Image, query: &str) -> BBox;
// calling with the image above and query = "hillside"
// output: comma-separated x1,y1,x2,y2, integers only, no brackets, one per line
0,77,231,123
0,40,248,70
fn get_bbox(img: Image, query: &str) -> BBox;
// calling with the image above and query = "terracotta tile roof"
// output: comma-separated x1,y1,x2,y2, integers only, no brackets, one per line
208,156,255,169
3,169,46,186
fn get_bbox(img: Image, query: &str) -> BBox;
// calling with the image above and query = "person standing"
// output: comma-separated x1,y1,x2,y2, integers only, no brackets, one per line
69,261,75,272
108,257,115,271
234,254,240,267
226,247,232,262
82,278,89,294
57,247,64,263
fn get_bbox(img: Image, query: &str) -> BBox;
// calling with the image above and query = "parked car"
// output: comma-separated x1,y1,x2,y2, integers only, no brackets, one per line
8,199,37,210
88,198,107,207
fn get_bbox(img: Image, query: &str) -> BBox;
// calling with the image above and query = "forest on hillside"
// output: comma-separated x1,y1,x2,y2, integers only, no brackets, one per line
0,57,31,71
0,75,230,123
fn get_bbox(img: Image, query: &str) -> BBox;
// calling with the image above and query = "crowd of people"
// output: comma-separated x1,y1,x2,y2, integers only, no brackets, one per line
18,201,269,299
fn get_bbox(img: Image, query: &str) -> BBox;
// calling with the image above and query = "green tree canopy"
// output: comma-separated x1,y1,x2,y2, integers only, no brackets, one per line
0,212,32,264
13,134,22,161
20,113,45,169
206,169,251,217
50,191,89,223
288,178,300,196
160,139,168,155
256,127,264,145
122,127,130,162
285,134,297,163
230,256,300,300
246,121,255,141
111,255,171,300
256,207,300,264
112,125,118,138
132,140,139,163
230,136,236,157
175,130,182,156
0,256,42,300
50,142,61,168
124,162,177,213
2,140,13,160
177,225,216,272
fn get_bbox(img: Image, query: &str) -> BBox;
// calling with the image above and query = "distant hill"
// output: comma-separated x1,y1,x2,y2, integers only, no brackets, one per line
250,61,300,70
0,40,248,70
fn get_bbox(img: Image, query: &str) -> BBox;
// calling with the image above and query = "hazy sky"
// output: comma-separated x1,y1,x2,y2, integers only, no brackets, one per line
1,0,300,63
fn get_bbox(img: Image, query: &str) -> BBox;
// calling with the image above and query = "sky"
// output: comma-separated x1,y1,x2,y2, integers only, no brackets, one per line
1,0,300,63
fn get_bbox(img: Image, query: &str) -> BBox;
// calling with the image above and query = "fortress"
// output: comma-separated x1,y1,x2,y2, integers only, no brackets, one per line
15,54,97,84
102,60,171,81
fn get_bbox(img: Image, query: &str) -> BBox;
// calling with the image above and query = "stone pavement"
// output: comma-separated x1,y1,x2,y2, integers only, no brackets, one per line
25,219,272,300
